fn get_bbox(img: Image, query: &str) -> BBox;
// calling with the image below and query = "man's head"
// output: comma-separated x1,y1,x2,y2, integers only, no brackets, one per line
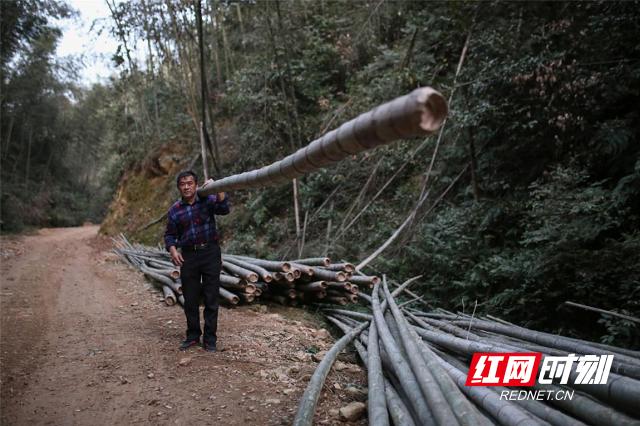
176,170,198,201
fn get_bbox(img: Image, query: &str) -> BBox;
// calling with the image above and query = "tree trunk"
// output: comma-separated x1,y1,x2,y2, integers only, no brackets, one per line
264,2,295,150
399,28,419,70
105,0,136,73
207,0,223,88
195,0,220,175
275,0,302,147
298,209,309,258
141,0,160,137
219,10,233,74
24,129,32,189
235,3,245,43
467,126,480,201
293,178,301,250
2,114,14,161
324,201,334,257
200,122,209,180
39,149,54,192
165,0,200,133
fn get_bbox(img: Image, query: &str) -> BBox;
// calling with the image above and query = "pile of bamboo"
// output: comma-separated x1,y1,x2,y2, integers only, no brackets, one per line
222,254,372,306
294,278,640,426
113,236,373,307
114,237,185,306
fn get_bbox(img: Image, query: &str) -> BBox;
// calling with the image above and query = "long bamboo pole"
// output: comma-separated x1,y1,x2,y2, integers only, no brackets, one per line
293,321,369,426
199,88,447,195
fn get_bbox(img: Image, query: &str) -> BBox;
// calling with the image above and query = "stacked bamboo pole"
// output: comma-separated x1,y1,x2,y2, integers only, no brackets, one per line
113,236,367,307
113,237,639,424
296,277,640,425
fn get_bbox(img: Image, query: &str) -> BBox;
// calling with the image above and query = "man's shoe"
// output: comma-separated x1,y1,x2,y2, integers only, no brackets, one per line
203,342,217,352
179,338,200,351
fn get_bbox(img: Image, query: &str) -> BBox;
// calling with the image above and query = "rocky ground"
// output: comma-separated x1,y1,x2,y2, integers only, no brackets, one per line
0,226,368,425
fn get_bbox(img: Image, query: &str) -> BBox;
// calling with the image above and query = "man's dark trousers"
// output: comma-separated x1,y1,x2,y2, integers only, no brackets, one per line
180,244,221,346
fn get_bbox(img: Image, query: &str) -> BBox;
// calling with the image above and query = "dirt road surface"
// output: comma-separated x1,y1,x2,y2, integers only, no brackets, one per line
0,226,367,425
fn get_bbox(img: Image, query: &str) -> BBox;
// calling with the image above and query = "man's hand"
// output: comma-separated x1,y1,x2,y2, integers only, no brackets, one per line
169,246,184,267
205,178,226,201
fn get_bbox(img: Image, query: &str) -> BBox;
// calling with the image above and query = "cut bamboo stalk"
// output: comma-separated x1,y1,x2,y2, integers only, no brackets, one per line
326,282,351,291
220,273,247,289
145,266,180,280
289,262,315,276
223,255,274,282
222,261,259,282
382,279,483,425
141,266,182,295
323,309,372,321
230,255,292,272
243,283,257,295
326,316,416,426
293,321,369,426
147,259,178,270
325,262,355,272
366,318,389,426
370,283,434,425
219,287,239,305
349,275,380,286
168,279,183,296
293,257,331,267
563,301,640,324
310,268,347,282
273,271,296,282
297,281,327,292
162,285,177,306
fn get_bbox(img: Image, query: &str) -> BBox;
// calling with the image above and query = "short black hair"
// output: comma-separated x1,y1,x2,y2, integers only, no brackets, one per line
176,170,198,187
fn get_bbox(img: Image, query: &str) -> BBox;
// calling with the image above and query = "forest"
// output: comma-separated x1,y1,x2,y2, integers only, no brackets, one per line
1,0,639,348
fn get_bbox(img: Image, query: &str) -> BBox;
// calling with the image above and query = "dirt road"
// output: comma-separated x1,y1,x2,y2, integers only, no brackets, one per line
0,226,366,425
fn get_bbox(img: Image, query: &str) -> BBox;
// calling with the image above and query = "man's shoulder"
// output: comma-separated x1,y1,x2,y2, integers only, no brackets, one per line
168,199,183,214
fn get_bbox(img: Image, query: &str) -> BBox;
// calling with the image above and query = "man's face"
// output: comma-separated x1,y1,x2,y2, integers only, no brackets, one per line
178,175,197,199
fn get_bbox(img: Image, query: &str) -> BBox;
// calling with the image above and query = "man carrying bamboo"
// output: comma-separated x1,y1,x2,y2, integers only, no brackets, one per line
164,170,230,352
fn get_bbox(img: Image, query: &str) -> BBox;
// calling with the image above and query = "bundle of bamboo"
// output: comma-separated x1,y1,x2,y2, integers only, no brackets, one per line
293,277,640,426
112,236,639,424
113,235,366,308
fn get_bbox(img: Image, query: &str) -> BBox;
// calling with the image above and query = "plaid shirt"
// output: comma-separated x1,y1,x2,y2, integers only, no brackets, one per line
164,194,230,250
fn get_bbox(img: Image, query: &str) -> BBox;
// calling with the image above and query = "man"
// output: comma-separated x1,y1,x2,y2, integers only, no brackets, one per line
164,170,230,352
